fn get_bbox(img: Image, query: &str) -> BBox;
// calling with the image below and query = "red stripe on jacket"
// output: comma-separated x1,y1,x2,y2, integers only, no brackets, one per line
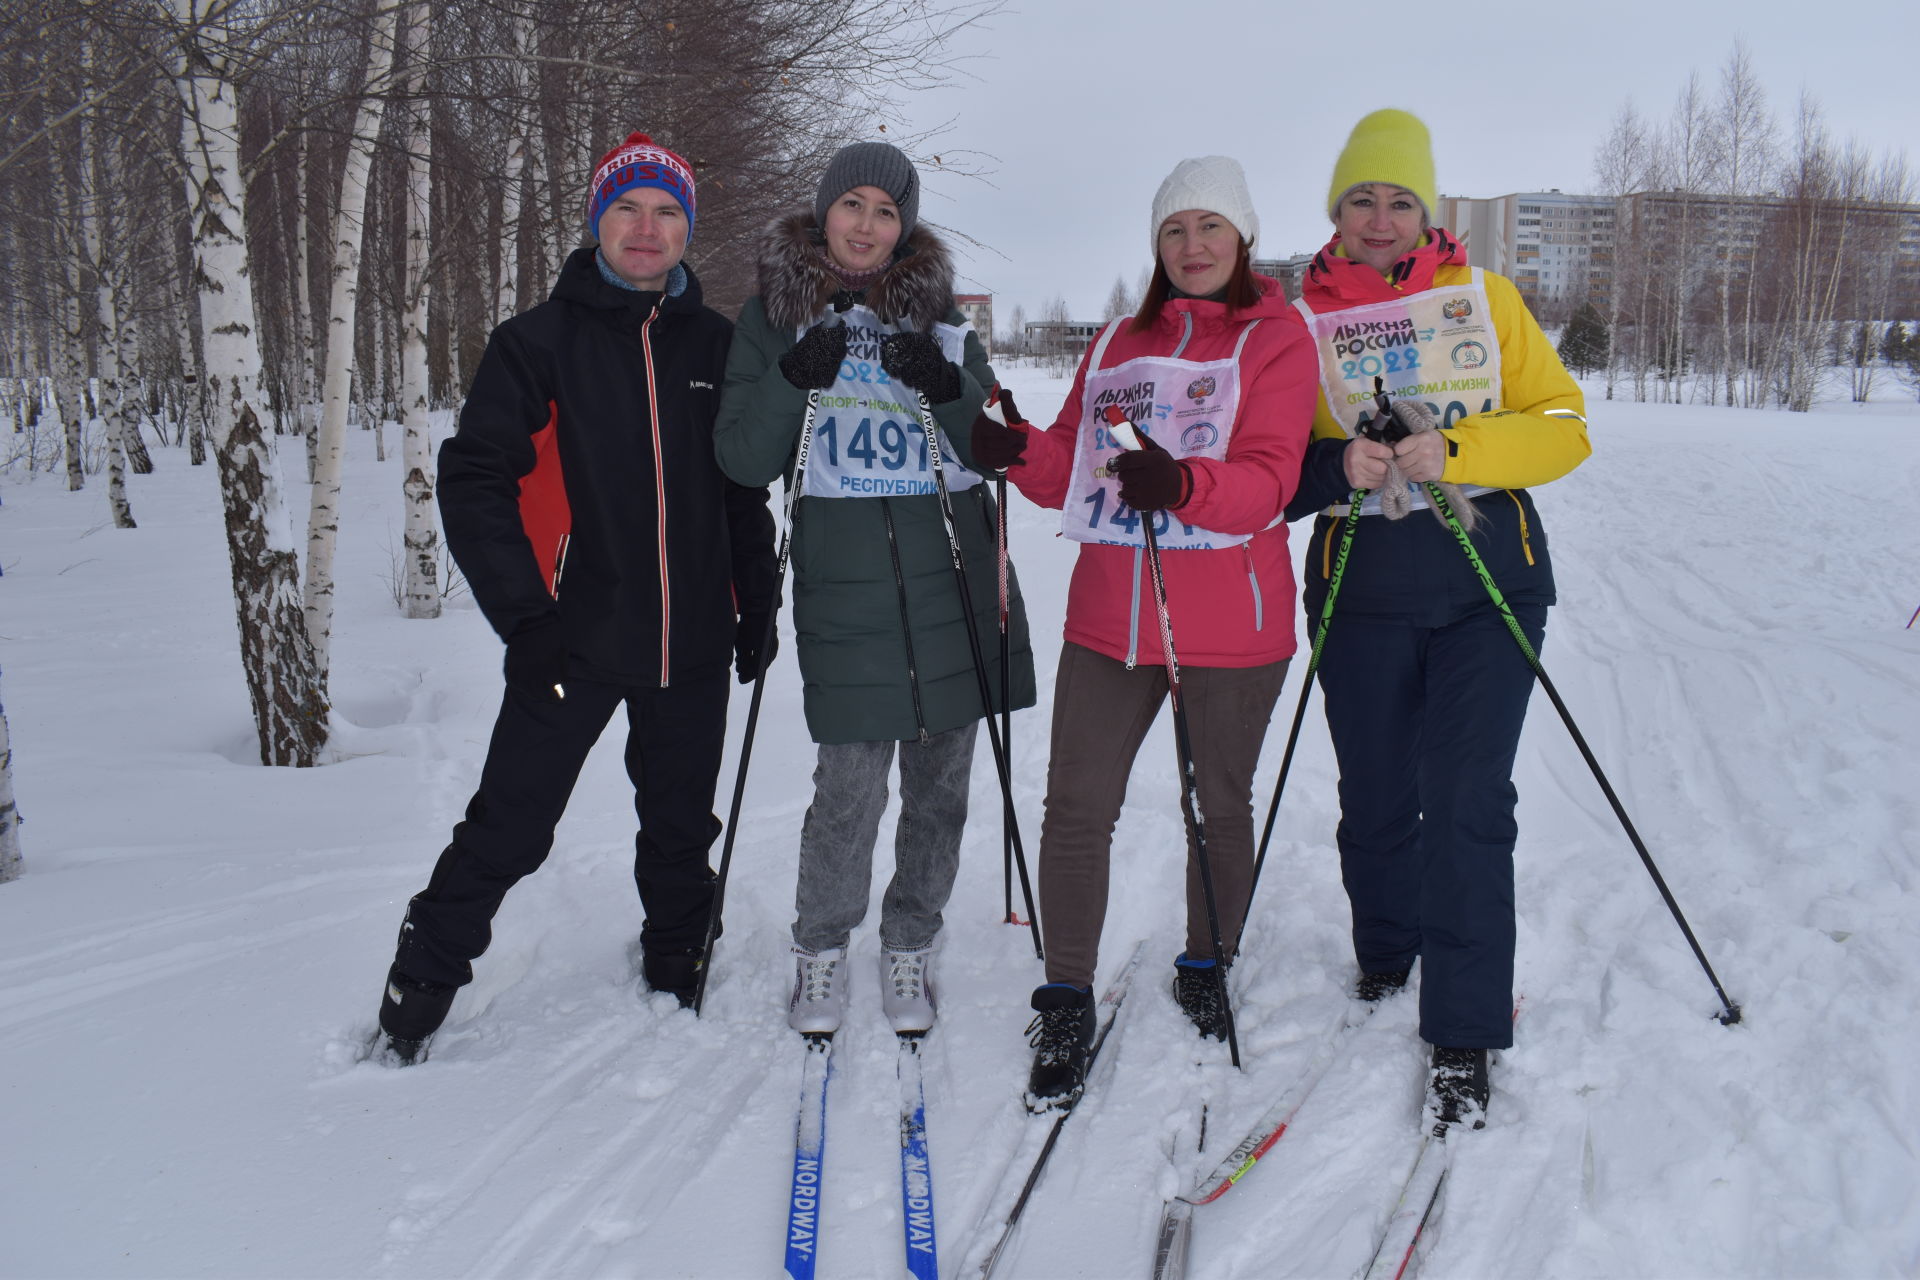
518,400,570,596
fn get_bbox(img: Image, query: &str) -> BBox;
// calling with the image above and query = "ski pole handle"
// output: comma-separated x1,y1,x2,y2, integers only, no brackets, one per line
982,385,1024,430
1359,375,1410,446
1101,405,1144,452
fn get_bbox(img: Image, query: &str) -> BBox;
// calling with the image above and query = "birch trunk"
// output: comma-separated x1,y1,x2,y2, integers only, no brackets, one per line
294,129,317,435
51,153,88,492
79,43,136,528
174,0,326,767
493,8,534,325
399,0,440,618
0,664,22,884
118,291,154,473
303,0,401,687
179,320,207,466
366,303,387,462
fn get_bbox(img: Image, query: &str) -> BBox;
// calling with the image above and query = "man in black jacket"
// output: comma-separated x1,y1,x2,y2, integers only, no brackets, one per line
375,132,777,1063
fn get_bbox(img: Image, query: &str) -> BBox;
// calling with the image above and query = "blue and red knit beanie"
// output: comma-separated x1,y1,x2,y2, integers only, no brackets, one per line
587,133,697,242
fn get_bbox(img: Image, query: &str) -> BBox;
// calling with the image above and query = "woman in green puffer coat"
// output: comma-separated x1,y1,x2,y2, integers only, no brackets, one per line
716,142,1034,1038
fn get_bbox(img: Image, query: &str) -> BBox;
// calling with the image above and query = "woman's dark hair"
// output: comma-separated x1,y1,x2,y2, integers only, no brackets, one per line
1130,237,1262,333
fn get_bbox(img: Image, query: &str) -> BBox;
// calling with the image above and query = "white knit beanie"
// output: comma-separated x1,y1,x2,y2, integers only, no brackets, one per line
1150,156,1259,254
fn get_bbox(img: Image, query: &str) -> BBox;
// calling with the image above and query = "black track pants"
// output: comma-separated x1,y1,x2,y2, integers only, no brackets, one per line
393,670,729,987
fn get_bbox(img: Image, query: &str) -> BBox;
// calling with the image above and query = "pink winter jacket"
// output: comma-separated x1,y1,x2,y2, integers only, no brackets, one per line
1011,277,1318,668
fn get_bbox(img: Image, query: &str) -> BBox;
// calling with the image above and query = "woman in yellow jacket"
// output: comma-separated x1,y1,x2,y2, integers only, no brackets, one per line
1283,109,1590,1130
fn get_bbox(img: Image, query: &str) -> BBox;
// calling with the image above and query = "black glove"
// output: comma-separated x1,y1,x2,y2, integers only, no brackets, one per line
879,331,962,403
779,322,848,391
734,612,778,685
971,410,1028,470
1108,433,1192,512
504,620,568,702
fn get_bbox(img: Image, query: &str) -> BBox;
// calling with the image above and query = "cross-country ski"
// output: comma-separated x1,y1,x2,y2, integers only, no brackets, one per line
7,34,1917,1278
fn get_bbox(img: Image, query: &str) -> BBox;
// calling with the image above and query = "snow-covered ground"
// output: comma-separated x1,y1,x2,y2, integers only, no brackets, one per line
3,378,1917,1280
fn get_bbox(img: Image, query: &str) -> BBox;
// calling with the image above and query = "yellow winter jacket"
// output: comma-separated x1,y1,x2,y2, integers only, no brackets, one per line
1304,264,1591,491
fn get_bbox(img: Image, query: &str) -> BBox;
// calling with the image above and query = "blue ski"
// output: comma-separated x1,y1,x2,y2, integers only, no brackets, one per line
897,1033,938,1280
784,1033,834,1280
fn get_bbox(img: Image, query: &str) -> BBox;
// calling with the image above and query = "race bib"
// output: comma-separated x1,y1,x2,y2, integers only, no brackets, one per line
1061,320,1261,550
799,305,980,499
1294,269,1504,438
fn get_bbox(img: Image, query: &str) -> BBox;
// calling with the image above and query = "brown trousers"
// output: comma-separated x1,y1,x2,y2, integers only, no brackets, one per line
1037,642,1289,988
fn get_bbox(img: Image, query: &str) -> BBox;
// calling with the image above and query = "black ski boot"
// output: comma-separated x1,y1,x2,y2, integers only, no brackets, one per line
1355,965,1412,1003
1024,984,1095,1112
1428,1046,1490,1133
641,947,706,1008
1172,954,1230,1040
378,964,455,1065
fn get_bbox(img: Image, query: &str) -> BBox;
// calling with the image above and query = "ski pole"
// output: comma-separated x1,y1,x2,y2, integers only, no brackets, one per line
1246,389,1411,951
1240,489,1366,954
911,389,1043,958
695,305,847,1014
998,473,1015,924
1906,602,1918,629
1416,474,1743,1026
980,387,1025,927
1104,407,1241,1068
1360,373,1739,1024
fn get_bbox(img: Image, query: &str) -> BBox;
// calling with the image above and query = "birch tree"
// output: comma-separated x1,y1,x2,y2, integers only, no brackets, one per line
78,36,135,528
302,0,400,690
397,0,438,617
0,663,22,885
491,3,534,327
45,140,89,491
172,0,327,766
1658,73,1716,404
1712,43,1775,409
1774,97,1856,413
292,127,317,430
1594,103,1656,402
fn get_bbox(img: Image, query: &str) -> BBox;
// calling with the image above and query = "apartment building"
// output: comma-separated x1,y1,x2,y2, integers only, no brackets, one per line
1436,190,1616,314
955,293,993,358
1251,253,1314,301
1438,188,1920,319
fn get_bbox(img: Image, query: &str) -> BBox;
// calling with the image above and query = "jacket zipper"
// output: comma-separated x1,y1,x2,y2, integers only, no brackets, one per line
1125,546,1145,669
550,534,571,598
880,499,930,742
640,299,670,687
1243,544,1264,632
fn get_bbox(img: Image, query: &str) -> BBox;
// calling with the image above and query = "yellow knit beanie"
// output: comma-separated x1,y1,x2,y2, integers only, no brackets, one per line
1327,109,1436,221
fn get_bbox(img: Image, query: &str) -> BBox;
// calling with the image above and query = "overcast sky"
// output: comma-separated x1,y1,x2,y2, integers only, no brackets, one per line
883,0,1917,329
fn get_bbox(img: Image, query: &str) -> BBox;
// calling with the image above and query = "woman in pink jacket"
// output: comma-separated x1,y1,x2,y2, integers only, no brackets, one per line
972,156,1317,1108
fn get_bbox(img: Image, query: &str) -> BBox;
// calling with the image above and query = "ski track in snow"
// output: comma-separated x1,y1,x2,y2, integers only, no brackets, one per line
2,385,1918,1277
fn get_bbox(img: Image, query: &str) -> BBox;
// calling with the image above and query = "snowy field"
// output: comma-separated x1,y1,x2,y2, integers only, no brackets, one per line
3,374,1918,1280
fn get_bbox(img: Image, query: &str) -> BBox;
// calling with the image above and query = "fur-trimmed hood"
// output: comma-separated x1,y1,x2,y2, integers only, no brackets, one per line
756,209,958,334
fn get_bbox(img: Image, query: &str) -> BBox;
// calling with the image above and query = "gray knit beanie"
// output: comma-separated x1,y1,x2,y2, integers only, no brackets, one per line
814,142,920,242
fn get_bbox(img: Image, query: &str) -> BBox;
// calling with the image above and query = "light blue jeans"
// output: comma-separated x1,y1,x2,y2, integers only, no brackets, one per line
791,722,979,953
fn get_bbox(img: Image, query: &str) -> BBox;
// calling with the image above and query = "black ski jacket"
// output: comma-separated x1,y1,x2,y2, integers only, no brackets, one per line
440,249,776,686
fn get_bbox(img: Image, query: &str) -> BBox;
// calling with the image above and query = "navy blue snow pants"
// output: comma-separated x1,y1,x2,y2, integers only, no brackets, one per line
394,670,728,988
1315,602,1544,1049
